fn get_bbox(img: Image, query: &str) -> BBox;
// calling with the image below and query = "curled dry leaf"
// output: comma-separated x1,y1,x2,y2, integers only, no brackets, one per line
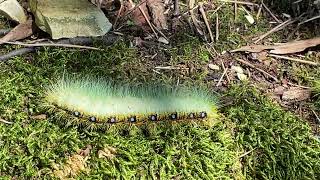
98,146,117,160
53,154,89,179
78,145,92,157
0,18,33,45
52,145,91,179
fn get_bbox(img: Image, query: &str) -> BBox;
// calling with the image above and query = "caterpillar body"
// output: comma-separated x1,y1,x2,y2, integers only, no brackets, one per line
42,77,219,130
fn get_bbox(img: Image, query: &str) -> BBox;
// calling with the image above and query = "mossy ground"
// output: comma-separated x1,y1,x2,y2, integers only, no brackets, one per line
1,1,320,179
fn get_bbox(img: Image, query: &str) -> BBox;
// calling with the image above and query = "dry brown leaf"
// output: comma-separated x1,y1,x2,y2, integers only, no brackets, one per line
122,1,151,31
282,87,311,101
270,38,320,54
231,37,320,55
52,145,91,179
147,0,168,30
78,145,92,157
0,18,33,45
98,146,117,160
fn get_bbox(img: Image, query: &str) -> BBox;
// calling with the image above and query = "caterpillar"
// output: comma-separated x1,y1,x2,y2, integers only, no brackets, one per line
41,76,219,131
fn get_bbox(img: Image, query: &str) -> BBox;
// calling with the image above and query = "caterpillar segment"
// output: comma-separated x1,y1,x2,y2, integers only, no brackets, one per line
42,77,219,131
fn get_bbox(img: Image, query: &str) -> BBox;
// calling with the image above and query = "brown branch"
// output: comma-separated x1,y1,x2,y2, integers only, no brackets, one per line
0,35,119,62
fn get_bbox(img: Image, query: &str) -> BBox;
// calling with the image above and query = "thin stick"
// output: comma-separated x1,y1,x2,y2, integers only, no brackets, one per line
199,2,214,42
154,66,189,70
218,0,258,6
298,15,320,26
269,54,319,66
254,19,293,43
235,58,279,82
216,13,219,41
311,109,320,124
234,0,238,20
0,47,35,62
287,82,311,89
216,67,228,86
0,119,13,124
138,6,159,39
113,4,124,28
239,148,256,158
4,41,102,50
120,0,148,21
256,4,262,20
261,1,282,23
220,59,230,83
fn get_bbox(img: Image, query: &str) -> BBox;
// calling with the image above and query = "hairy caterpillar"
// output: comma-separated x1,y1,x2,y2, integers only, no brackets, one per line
42,77,219,131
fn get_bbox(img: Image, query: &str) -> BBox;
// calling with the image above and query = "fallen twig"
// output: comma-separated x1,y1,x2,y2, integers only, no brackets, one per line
218,0,258,6
235,58,279,82
0,47,36,62
0,118,13,124
311,109,320,124
139,7,158,38
254,19,294,43
298,15,320,26
154,66,189,70
269,54,319,66
0,35,119,62
239,148,256,158
261,1,282,23
5,41,102,50
216,67,228,86
119,0,148,22
216,13,219,41
287,82,311,89
199,2,214,42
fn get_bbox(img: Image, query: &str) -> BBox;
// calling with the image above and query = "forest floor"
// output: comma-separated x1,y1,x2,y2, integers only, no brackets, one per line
0,0,320,179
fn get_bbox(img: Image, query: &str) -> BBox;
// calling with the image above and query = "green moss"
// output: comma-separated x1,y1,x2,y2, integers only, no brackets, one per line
0,41,242,178
223,84,320,180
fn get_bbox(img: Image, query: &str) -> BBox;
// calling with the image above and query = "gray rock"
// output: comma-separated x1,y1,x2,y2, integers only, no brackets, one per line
0,0,27,23
29,0,112,39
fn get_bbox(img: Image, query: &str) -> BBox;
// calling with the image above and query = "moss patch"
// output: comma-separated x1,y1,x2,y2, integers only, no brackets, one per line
223,84,320,180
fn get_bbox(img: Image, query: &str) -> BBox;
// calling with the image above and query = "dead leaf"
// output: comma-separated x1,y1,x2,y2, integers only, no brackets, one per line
282,87,311,101
0,18,33,45
231,37,320,55
78,145,92,157
122,1,151,31
52,145,91,179
274,86,285,96
31,114,47,120
98,146,117,160
270,38,320,54
147,0,168,30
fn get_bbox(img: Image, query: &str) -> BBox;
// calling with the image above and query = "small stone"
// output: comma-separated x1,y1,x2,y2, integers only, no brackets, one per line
245,14,255,24
0,0,27,23
237,73,248,81
158,37,169,44
208,64,220,70
231,66,244,74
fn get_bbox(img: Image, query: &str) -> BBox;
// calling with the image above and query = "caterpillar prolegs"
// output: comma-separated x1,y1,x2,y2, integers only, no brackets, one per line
42,77,219,131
